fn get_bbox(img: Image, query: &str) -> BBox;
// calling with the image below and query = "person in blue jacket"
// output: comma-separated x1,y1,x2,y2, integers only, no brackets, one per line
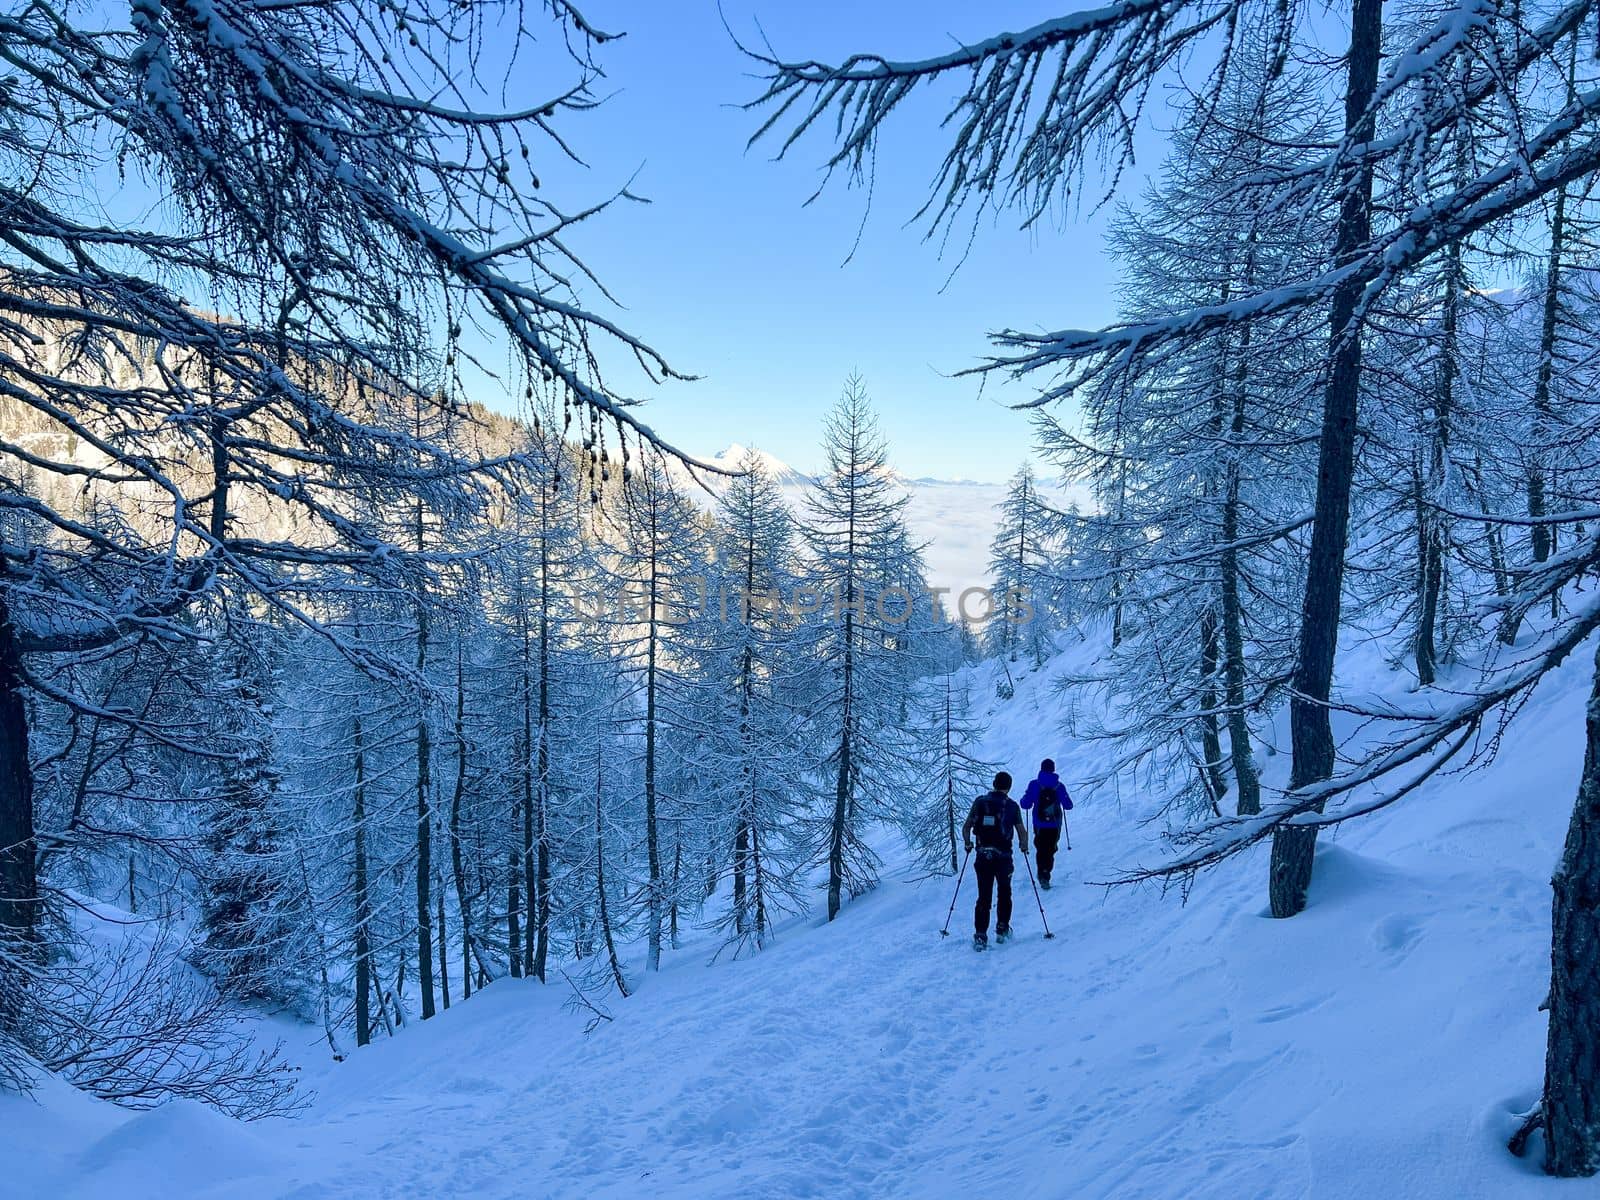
1019,759,1072,889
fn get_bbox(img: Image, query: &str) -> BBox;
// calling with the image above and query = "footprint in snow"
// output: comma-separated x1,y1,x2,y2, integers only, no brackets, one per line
1370,913,1423,960
1256,995,1328,1023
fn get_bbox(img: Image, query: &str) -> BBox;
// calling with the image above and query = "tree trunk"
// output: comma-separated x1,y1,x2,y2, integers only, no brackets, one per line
1222,308,1262,816
1541,638,1600,1176
450,650,472,1000
644,511,664,970
0,594,37,980
436,868,449,1011
733,644,752,935
595,741,630,997
1478,454,1511,613
670,839,682,949
521,659,535,980
829,607,854,923
1512,45,1579,643
533,527,552,983
1200,607,1228,813
829,475,859,924
1271,0,1381,919
751,822,768,942
390,952,407,1029
733,815,749,933
507,836,523,979
415,598,435,1020
734,532,757,934
1416,212,1461,686
1109,459,1128,649
1221,495,1260,814
1010,481,1027,663
1528,61,1574,567
1415,462,1440,686
352,716,372,1048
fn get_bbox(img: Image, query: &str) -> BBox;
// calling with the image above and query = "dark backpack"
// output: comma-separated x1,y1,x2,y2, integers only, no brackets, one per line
973,793,1013,853
1036,784,1063,825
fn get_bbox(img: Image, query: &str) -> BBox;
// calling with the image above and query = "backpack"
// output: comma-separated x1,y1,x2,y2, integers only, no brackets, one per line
973,793,1013,853
1036,784,1063,826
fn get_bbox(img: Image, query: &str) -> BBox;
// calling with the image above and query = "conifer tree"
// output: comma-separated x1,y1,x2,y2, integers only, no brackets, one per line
987,463,1054,668
197,641,298,1005
801,378,928,920
701,451,814,952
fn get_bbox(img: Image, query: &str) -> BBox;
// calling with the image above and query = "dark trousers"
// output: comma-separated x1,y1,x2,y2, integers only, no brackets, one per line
974,852,1013,935
1035,827,1062,883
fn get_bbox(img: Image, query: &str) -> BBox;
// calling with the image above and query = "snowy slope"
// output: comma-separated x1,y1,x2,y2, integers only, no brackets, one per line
9,631,1580,1199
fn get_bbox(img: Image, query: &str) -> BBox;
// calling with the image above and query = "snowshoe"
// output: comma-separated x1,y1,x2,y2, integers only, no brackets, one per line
972,934,988,952
996,926,1012,945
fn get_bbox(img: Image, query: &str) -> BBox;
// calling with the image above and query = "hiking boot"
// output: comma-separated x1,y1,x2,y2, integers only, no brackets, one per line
996,926,1012,944
972,933,988,952
1041,877,1052,890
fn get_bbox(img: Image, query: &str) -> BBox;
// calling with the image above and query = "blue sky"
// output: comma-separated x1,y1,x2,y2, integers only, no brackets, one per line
507,1,1146,481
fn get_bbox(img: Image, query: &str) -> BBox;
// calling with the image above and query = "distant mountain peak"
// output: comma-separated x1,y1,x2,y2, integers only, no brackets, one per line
707,443,814,487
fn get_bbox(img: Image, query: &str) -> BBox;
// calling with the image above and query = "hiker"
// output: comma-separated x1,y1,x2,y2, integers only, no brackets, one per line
1020,758,1072,889
962,771,1028,950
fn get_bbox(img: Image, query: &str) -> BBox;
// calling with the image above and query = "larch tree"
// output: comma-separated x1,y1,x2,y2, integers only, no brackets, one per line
195,638,300,1005
800,377,924,921
702,450,814,954
903,660,993,875
606,455,709,971
987,463,1054,669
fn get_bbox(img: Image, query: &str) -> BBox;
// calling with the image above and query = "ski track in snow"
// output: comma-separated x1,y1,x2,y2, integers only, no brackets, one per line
13,633,1579,1199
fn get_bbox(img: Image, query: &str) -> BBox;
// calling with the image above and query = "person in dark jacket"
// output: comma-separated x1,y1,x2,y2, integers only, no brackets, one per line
1020,759,1072,889
962,771,1028,950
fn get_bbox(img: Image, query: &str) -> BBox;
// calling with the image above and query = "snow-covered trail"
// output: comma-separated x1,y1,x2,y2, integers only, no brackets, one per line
20,637,1582,1199
246,843,1549,1199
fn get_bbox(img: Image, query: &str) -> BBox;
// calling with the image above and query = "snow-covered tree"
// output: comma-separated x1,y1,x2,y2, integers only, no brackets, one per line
986,463,1054,668
800,378,928,921
901,663,993,875
1025,39,1323,822
606,456,710,970
699,451,814,954
195,641,300,1005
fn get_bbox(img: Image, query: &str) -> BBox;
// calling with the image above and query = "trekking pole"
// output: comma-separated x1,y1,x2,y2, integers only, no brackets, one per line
1063,815,1072,852
940,846,972,937
1020,843,1054,940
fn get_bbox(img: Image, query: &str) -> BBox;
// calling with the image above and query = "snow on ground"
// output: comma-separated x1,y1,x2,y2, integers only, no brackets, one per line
8,630,1584,1198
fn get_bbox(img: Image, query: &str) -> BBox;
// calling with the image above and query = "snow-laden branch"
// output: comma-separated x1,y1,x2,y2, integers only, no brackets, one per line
1108,529,1600,884
744,0,1252,229
979,78,1600,401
